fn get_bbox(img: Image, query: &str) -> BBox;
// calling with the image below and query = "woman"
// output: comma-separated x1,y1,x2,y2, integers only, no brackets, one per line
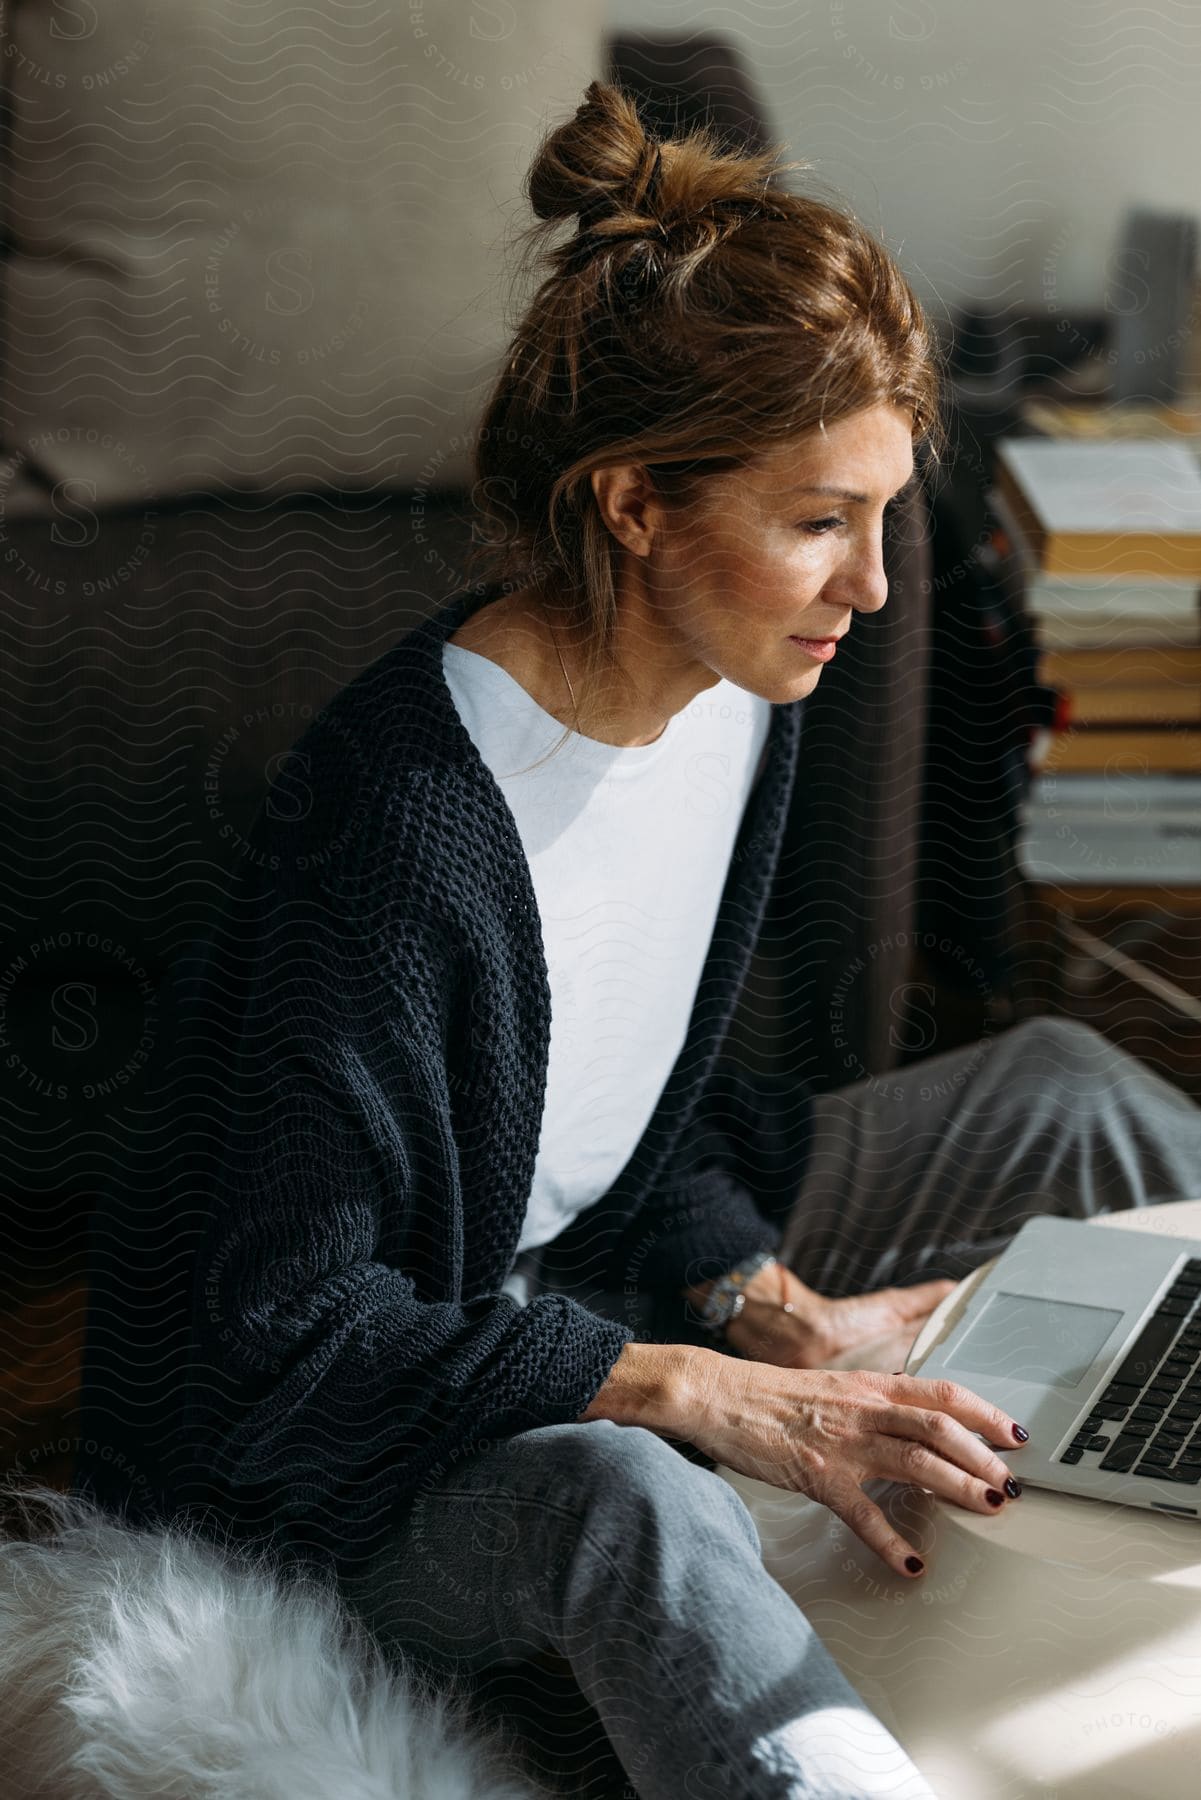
184,83,1201,1800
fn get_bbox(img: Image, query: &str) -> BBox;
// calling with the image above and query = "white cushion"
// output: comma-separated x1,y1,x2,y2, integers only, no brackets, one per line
2,2,606,511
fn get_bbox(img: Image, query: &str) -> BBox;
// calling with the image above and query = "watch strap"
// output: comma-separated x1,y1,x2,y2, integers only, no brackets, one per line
698,1251,779,1335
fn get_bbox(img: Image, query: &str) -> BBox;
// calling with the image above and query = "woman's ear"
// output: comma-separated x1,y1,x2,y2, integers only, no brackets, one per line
589,464,660,558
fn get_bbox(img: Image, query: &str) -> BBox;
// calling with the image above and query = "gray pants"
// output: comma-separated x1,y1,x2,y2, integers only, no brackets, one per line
336,1019,1201,1799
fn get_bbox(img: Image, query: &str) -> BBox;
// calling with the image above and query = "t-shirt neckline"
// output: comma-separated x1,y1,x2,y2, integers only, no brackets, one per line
442,641,680,765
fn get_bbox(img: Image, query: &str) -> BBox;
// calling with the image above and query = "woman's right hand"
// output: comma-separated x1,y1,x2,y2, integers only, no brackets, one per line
687,1357,1029,1579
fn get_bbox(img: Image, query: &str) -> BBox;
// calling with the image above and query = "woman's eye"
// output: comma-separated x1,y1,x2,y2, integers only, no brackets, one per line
798,515,846,535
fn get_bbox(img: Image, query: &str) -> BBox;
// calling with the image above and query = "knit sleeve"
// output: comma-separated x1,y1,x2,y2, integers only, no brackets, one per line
602,1061,814,1298
608,1164,784,1298
183,888,633,1587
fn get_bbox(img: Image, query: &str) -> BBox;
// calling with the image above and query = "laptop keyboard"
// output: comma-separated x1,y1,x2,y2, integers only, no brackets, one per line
1058,1257,1201,1484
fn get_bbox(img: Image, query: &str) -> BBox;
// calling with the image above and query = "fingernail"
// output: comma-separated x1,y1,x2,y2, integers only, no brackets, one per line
1012,1424,1029,1443
1004,1477,1022,1499
904,1555,924,1574
985,1488,1005,1507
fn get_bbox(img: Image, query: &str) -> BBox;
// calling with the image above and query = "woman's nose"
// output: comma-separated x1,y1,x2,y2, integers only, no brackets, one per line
832,532,890,615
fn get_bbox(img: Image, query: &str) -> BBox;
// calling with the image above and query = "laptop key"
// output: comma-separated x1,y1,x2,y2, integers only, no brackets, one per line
1099,1435,1147,1473
1060,1446,1084,1464
1100,1382,1143,1406
1160,1466,1201,1484
1084,1435,1110,1452
1110,1314,1188,1389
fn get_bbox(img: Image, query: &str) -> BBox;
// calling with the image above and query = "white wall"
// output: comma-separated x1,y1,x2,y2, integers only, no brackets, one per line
605,0,1201,327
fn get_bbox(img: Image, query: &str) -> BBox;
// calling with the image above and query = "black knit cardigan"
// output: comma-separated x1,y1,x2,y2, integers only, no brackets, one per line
78,577,809,1587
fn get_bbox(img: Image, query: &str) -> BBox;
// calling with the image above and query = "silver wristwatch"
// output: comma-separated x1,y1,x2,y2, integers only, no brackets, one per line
698,1251,780,1338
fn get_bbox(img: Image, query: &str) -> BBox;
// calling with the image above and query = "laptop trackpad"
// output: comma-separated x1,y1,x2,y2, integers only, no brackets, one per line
949,1290,1125,1389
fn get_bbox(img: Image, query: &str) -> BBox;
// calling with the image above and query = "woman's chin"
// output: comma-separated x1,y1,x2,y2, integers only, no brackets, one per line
777,661,827,702
715,656,826,706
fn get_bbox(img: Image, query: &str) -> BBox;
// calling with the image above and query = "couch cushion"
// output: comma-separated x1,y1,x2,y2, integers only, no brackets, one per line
1,2,605,511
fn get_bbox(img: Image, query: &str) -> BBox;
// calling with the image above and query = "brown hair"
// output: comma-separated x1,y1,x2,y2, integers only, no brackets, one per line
464,79,945,756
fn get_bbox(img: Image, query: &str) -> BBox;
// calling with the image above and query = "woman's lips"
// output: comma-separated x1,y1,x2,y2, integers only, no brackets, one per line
789,635,841,663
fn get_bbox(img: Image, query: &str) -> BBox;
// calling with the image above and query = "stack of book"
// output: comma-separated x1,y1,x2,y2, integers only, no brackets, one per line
1018,772,1201,884
987,438,1201,885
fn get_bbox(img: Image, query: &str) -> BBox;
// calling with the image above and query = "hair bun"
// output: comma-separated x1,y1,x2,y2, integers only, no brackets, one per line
526,79,804,256
527,80,662,230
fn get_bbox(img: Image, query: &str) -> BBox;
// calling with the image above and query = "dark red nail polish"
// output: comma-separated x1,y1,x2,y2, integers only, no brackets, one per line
904,1555,924,1574
985,1488,1004,1506
1012,1424,1029,1443
1004,1477,1022,1499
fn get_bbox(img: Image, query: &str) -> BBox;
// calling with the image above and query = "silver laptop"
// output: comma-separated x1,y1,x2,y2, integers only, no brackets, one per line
917,1214,1201,1518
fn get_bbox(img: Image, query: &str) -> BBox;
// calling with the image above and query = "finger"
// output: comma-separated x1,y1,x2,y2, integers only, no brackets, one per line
875,1436,1017,1516
876,1393,1024,1492
877,1371,1029,1451
890,1278,958,1318
821,1480,927,1580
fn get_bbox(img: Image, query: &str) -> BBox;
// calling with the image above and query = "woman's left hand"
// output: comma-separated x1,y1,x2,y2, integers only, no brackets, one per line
710,1264,958,1370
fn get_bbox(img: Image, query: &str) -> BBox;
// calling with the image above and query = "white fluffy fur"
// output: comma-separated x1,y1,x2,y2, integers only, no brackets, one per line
0,1482,544,1800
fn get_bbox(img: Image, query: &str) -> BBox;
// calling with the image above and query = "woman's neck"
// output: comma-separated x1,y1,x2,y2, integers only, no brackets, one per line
448,585,684,748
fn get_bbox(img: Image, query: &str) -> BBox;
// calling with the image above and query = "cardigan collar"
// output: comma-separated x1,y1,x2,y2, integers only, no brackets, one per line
398,577,804,1255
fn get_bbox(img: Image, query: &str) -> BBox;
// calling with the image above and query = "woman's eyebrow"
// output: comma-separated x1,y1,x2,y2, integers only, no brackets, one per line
788,468,920,505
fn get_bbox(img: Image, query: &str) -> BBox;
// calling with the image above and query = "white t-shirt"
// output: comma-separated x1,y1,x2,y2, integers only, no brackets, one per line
441,642,772,1305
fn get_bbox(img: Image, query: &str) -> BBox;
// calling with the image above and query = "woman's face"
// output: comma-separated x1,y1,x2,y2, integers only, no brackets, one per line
646,401,918,705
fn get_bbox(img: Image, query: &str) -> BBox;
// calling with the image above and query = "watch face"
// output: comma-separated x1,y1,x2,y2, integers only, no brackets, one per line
701,1292,733,1327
